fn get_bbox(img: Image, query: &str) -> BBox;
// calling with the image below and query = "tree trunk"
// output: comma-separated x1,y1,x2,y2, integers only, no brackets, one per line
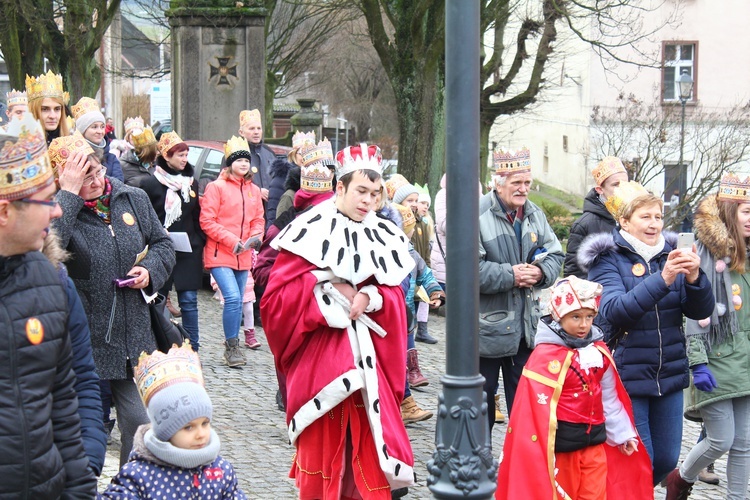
0,8,44,91
264,69,278,138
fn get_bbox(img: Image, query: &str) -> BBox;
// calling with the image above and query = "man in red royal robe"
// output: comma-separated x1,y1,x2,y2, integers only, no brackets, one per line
262,143,415,499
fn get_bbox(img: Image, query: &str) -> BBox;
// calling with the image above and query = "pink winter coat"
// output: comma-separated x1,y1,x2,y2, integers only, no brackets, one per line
429,174,447,283
200,172,265,271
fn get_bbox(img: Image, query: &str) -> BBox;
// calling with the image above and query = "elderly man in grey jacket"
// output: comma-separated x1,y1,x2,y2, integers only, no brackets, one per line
478,147,563,431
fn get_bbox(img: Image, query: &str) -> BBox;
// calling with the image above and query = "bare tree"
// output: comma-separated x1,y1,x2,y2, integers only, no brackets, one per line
591,93,750,227
0,0,122,99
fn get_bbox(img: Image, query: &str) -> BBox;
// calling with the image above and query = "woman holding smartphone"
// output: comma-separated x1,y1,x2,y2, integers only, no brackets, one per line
200,136,264,368
666,174,750,499
579,181,714,486
51,133,175,467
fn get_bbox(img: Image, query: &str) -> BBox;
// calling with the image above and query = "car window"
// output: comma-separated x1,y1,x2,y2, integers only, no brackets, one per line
187,146,203,167
198,148,226,196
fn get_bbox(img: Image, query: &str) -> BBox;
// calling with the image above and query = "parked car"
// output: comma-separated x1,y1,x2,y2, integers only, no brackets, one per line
185,140,292,196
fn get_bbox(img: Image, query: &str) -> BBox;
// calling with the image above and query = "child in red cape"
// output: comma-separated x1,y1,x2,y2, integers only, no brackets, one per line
496,276,653,500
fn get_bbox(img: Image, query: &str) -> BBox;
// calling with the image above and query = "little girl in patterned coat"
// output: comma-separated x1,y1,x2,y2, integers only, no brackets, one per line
99,343,246,499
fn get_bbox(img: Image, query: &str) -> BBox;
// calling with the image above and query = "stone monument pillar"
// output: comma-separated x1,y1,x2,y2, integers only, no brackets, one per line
289,98,321,134
167,1,267,141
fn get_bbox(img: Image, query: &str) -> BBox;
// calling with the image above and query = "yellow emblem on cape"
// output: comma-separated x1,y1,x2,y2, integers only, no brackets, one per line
530,232,537,243
732,283,741,295
631,263,645,277
189,189,196,198
122,213,135,226
417,227,422,235
26,318,44,345
547,360,561,374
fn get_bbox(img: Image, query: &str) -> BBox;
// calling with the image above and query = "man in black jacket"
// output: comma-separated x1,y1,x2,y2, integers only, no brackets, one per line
0,115,97,498
239,108,276,204
564,156,628,279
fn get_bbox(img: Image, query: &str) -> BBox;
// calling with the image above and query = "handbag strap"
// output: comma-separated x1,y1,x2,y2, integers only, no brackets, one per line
435,224,446,260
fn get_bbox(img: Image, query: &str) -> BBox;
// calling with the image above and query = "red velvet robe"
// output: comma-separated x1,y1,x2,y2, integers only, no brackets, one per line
496,342,653,500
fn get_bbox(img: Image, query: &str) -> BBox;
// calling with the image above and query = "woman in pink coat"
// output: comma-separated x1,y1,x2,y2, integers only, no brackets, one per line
200,136,264,367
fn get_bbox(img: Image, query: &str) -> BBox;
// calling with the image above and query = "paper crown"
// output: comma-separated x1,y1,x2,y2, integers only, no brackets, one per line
48,131,95,175
131,126,157,149
225,135,250,158
124,116,145,136
301,164,334,193
0,114,53,201
70,97,99,120
25,70,69,104
134,342,204,406
385,174,409,201
157,131,184,157
493,147,531,177
239,109,262,128
301,138,334,168
6,89,27,107
604,180,649,220
549,276,603,322
292,130,316,151
414,183,430,203
335,143,383,179
393,203,416,234
593,156,627,186
718,172,750,203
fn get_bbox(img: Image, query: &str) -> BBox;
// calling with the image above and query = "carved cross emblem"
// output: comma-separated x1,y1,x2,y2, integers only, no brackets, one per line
209,56,238,87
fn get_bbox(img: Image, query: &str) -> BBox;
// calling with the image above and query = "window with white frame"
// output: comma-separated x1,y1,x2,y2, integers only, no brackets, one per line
662,42,696,101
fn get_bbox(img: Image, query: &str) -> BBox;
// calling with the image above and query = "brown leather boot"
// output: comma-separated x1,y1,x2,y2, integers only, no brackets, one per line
665,468,693,500
494,394,506,423
407,349,428,388
401,395,432,424
165,294,182,318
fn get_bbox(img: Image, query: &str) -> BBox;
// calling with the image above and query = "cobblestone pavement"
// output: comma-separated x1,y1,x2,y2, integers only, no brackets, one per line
97,288,743,498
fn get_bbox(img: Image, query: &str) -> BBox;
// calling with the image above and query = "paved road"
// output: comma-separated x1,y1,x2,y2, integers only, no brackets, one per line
97,288,739,499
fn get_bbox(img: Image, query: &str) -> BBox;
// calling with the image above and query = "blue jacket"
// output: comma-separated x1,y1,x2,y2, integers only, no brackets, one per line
406,246,442,333
266,158,294,229
579,230,715,397
102,141,124,181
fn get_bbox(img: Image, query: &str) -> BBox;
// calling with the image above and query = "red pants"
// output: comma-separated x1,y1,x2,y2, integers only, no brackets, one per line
554,444,607,500
291,392,391,500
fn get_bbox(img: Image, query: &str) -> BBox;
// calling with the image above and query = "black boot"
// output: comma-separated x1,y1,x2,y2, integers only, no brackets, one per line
276,389,285,412
415,321,437,344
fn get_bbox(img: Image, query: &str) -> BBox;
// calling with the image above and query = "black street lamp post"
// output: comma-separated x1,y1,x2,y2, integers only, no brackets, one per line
677,70,694,197
427,1,497,498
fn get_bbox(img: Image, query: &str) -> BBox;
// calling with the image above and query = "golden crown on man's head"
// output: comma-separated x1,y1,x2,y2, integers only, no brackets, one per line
592,156,627,186
25,70,69,104
239,109,261,128
493,147,531,176
604,180,649,220
131,126,157,149
6,90,27,107
718,172,750,203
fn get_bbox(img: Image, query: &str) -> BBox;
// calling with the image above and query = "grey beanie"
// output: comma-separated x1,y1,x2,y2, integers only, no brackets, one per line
147,382,213,441
75,109,106,136
393,183,419,205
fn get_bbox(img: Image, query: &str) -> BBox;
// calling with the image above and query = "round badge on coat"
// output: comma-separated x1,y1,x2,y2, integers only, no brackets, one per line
547,360,561,374
189,189,196,198
631,263,645,277
122,213,135,226
530,232,538,243
26,317,44,345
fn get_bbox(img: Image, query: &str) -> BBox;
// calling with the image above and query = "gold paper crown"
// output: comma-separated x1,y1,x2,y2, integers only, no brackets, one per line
0,114,53,200
592,156,627,186
393,203,416,234
718,172,750,203
292,130,316,151
385,174,409,201
25,70,69,104
71,97,100,120
604,180,649,220
134,342,204,406
48,131,95,175
335,143,383,179
301,164,334,193
131,126,157,149
225,135,250,157
124,116,145,136
493,147,531,176
157,131,184,157
6,89,27,108
239,109,261,128
301,138,334,168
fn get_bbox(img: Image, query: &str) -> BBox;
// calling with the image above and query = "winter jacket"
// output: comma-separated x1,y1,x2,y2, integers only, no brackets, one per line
266,158,295,230
406,246,442,332
140,160,206,291
429,174,446,283
120,150,153,188
249,142,276,193
564,188,616,279
53,178,176,380
478,192,564,358
0,251,97,499
101,140,125,182
99,425,246,499
275,166,301,217
410,217,432,267
579,230,715,397
200,172,265,271
684,195,750,413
